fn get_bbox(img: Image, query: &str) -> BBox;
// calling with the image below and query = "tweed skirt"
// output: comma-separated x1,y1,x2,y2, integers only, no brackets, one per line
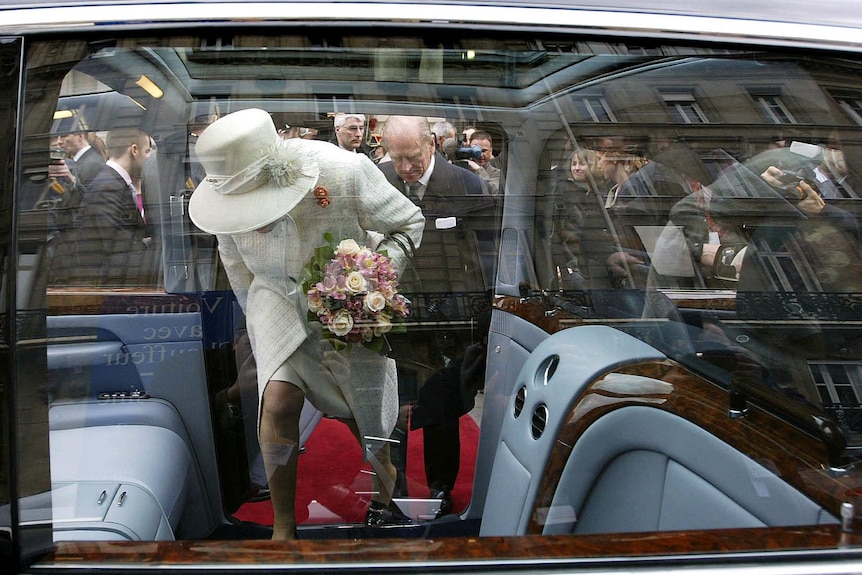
260,326,398,452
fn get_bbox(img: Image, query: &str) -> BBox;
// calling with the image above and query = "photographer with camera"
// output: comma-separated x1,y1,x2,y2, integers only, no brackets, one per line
442,131,500,195
52,130,107,188
44,132,104,228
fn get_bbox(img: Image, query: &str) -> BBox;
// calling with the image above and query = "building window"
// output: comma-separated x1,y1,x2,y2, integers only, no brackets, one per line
810,362,862,437
751,234,821,292
832,92,862,125
748,88,796,123
574,95,616,122
661,90,708,123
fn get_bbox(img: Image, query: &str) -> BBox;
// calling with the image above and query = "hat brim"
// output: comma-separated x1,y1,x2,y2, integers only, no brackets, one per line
188,140,320,235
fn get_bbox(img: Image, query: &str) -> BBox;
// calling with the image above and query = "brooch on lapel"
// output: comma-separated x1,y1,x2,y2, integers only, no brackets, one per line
314,186,330,207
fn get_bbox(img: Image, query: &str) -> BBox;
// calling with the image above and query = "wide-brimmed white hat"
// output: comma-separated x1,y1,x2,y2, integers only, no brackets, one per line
189,108,319,234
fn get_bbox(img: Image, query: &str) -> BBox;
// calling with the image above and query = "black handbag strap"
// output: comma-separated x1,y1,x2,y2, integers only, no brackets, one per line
387,230,416,258
386,231,418,283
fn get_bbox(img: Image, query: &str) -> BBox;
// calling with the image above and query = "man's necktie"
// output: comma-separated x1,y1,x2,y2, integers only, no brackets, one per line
131,183,145,222
407,181,423,201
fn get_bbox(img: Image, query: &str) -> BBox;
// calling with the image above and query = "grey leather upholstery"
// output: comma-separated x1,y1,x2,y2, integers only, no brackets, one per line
543,406,837,534
479,325,666,536
480,324,836,537
464,310,548,521
48,399,206,540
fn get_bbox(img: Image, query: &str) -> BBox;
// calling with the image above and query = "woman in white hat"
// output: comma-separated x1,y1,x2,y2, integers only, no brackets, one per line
189,108,424,540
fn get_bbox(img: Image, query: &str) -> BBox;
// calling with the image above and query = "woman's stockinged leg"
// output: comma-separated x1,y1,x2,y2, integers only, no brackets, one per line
339,418,396,505
369,442,397,505
260,379,305,540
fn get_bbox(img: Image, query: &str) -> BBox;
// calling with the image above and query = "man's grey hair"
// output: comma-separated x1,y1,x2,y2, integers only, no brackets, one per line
334,113,366,128
432,121,456,140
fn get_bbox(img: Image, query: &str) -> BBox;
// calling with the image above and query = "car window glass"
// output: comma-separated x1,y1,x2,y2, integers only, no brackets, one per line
11,30,862,568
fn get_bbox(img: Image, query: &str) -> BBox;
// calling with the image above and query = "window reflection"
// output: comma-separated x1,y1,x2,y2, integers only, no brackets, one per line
13,33,862,555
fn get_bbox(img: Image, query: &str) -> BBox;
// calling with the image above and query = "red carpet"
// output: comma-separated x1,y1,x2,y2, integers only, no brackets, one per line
233,414,480,525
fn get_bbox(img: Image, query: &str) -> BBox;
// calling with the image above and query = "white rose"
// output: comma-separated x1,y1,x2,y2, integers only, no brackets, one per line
345,271,367,294
379,283,395,300
363,291,387,313
329,309,354,337
360,326,374,342
307,292,324,313
336,239,361,256
373,314,392,336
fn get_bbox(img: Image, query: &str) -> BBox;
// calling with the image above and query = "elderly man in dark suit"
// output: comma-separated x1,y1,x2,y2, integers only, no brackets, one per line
379,115,491,293
380,116,487,213
378,115,491,517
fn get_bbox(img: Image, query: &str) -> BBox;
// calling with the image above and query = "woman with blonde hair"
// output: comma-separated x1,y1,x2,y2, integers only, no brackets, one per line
545,145,615,289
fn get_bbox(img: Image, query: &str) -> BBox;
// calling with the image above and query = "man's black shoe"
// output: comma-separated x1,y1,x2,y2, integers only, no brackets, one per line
430,489,452,519
365,500,413,527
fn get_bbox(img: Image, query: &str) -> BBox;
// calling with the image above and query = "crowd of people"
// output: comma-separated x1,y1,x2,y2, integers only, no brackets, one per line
535,132,862,414
538,133,862,294
41,123,159,285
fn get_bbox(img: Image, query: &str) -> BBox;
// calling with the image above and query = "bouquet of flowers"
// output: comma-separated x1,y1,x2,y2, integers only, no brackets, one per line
302,233,410,353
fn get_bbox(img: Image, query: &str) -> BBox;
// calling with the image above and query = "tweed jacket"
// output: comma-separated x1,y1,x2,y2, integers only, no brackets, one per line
216,140,425,389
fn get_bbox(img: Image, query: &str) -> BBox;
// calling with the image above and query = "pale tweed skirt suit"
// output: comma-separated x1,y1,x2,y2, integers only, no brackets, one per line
216,140,424,439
